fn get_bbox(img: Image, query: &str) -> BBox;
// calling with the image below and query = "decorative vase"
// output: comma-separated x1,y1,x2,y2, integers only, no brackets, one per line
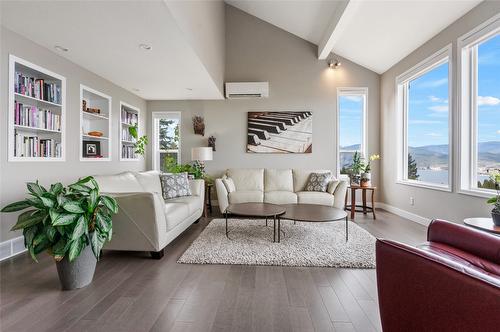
492,211,500,226
350,174,361,185
55,244,97,290
360,173,371,187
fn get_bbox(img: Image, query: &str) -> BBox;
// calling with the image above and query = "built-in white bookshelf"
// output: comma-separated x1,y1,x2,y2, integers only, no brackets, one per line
8,55,66,162
120,102,140,161
80,85,112,161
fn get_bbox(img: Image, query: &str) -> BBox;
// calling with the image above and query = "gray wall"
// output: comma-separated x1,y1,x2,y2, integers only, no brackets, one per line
147,6,380,185
380,1,500,223
0,27,147,241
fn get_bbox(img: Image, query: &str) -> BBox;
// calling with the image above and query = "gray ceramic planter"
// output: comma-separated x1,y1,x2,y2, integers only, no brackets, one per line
492,211,500,226
56,244,97,290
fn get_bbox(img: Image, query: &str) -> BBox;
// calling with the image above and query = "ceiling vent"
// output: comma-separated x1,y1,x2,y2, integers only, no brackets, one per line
225,82,269,99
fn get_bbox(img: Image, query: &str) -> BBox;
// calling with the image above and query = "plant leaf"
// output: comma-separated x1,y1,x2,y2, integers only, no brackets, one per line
88,189,98,212
68,238,84,262
11,210,44,231
33,233,48,246
40,196,55,208
68,183,91,193
26,196,44,209
100,196,118,214
1,200,31,212
72,215,87,240
50,183,64,195
96,212,112,232
52,238,69,261
45,225,57,242
487,197,498,204
90,178,99,191
75,176,94,185
90,231,105,260
62,201,85,214
23,225,38,247
27,182,44,197
52,213,79,226
28,246,38,262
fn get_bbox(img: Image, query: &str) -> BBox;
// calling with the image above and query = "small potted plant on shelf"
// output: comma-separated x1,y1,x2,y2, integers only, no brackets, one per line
348,151,365,185
1,176,118,290
361,154,381,187
486,170,500,226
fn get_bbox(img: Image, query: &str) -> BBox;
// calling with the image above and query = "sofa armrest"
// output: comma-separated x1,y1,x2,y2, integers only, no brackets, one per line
189,179,204,197
332,180,348,209
104,192,166,251
215,178,229,213
427,219,500,264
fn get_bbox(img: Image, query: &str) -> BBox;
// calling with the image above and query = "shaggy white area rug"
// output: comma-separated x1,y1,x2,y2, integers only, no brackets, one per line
178,218,376,268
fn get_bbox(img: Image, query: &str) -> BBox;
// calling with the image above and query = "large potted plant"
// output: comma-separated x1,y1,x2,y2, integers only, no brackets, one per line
1,176,117,290
361,154,381,187
486,170,500,226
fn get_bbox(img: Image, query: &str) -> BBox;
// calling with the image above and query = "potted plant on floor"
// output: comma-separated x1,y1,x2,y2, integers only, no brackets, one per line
486,170,500,226
1,176,118,290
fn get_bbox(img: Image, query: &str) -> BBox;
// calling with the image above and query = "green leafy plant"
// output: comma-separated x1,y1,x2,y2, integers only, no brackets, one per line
163,156,203,179
349,151,366,176
486,170,500,214
129,124,148,156
1,176,118,262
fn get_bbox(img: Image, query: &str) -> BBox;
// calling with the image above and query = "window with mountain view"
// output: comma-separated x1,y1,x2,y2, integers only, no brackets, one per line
397,46,451,188
338,89,367,175
460,23,500,193
152,112,181,172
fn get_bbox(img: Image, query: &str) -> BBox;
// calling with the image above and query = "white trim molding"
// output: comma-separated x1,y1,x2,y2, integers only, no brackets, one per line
0,236,27,262
152,112,182,171
377,203,432,227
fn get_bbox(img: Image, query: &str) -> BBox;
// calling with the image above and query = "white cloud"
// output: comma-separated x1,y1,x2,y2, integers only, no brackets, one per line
497,130,500,135
425,132,442,137
429,95,448,103
477,96,500,106
418,78,447,88
428,105,448,112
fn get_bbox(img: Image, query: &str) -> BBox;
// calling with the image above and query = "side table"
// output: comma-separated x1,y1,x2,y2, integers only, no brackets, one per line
464,217,500,236
344,185,376,220
204,183,213,217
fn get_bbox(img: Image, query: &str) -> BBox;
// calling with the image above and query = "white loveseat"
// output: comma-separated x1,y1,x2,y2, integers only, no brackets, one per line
215,168,347,213
93,171,204,258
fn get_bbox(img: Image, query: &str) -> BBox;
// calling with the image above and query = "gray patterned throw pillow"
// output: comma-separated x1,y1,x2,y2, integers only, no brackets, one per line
160,172,192,200
304,172,331,192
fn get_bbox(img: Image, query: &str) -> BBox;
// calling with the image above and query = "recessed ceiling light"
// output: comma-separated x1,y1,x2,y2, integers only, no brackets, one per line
139,43,152,51
54,45,68,52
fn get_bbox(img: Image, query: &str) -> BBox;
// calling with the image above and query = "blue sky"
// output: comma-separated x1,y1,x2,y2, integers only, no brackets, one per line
339,96,363,148
407,34,500,147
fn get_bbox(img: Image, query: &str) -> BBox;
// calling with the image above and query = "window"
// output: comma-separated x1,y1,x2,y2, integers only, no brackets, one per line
337,88,367,176
397,45,452,190
152,112,181,172
459,15,500,195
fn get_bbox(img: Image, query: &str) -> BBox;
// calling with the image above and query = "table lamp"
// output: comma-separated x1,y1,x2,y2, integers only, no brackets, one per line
191,147,213,175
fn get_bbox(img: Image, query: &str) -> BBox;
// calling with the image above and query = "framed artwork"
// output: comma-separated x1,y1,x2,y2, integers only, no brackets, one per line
83,140,101,158
247,111,312,153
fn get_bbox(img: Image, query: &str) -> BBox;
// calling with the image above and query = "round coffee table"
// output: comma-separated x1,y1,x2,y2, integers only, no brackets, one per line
281,204,349,241
224,203,286,242
464,217,500,235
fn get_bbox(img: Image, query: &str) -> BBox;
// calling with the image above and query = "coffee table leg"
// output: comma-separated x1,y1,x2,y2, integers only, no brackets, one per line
266,217,268,227
278,216,281,243
350,188,356,220
273,215,276,242
345,215,349,242
225,210,229,238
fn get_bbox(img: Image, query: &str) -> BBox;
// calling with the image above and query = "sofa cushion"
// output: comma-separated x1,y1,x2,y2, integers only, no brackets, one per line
264,191,298,204
135,170,162,194
94,171,143,193
164,202,190,231
228,191,264,204
304,172,332,192
160,173,191,199
293,169,332,192
166,196,201,215
222,176,236,193
296,191,334,206
327,180,340,194
227,168,264,191
265,169,293,192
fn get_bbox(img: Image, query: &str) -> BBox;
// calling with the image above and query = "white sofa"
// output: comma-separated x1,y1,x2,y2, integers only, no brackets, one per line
215,168,348,213
93,171,204,258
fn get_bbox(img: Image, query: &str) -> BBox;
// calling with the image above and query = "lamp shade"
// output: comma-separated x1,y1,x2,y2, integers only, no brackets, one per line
191,147,213,161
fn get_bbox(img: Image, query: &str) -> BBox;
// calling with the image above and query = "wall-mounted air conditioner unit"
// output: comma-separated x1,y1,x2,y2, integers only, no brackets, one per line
225,82,269,99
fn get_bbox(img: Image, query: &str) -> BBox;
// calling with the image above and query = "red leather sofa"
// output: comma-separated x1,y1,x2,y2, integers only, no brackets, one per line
376,219,500,332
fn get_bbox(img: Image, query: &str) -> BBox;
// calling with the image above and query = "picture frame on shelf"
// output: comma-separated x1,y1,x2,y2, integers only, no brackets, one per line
83,140,101,158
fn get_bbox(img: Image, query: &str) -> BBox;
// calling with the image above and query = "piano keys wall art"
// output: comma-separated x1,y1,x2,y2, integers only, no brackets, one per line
247,111,312,153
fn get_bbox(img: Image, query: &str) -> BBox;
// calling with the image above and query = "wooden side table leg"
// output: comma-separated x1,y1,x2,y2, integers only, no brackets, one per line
208,185,213,214
362,189,367,214
203,188,208,218
372,189,376,219
350,188,356,220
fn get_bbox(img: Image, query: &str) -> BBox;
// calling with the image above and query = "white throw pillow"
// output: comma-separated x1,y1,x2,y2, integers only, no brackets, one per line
327,180,340,194
222,176,236,193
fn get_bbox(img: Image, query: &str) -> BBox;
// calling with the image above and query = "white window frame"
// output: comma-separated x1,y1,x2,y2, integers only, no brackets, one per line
152,112,181,171
336,87,368,177
458,13,500,198
396,44,453,191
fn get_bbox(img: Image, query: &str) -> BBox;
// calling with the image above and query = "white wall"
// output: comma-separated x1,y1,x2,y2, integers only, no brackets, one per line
380,1,500,223
0,27,147,241
147,6,380,184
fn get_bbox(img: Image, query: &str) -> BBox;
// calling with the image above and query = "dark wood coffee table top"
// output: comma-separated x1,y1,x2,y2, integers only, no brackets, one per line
464,217,500,235
226,203,286,217
281,204,347,222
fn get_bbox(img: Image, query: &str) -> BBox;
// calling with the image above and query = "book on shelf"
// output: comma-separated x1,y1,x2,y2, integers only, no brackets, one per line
15,71,61,104
122,145,137,159
14,130,62,158
121,109,138,125
121,127,136,142
14,101,61,131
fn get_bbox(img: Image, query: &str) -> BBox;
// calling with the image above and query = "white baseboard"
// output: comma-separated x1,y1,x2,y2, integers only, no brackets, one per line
0,236,27,262
376,202,431,227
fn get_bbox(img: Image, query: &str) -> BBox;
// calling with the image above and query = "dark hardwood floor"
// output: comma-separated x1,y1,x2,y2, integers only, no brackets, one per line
0,209,426,332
